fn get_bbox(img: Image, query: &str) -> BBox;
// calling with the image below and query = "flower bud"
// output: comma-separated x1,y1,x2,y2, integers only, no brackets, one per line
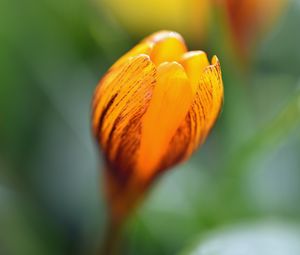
92,31,224,221
219,0,287,60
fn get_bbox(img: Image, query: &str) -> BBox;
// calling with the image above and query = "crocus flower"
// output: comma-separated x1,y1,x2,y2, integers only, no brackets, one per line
218,0,287,61
92,31,224,223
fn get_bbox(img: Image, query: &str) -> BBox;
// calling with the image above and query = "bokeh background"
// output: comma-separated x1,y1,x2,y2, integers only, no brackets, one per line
1,0,300,254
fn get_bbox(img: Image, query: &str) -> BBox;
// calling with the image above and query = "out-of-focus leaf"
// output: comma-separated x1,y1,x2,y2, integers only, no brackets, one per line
203,88,300,220
0,186,64,255
221,87,300,183
244,133,300,215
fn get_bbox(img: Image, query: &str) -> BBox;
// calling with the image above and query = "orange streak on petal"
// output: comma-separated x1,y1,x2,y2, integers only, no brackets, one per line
138,62,193,180
204,56,224,132
187,56,224,152
93,55,157,221
92,68,123,136
92,55,156,158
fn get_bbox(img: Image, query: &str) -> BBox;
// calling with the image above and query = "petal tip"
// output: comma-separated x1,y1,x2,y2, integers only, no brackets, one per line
145,30,186,44
131,53,151,61
157,61,187,78
211,55,220,65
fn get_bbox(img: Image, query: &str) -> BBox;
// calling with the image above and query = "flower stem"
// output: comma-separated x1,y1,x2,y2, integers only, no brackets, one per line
99,216,124,255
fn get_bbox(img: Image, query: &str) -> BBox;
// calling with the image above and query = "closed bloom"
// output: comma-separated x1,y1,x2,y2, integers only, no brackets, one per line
92,31,224,221
219,0,287,60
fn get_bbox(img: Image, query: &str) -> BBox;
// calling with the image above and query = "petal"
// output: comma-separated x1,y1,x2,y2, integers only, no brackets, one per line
143,30,186,45
206,56,224,131
151,57,223,174
110,41,153,70
137,62,193,180
180,51,210,91
154,113,193,178
187,56,224,152
146,31,187,66
110,31,187,71
92,54,157,177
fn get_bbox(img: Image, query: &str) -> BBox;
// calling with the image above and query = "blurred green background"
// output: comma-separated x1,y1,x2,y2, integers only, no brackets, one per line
1,0,300,254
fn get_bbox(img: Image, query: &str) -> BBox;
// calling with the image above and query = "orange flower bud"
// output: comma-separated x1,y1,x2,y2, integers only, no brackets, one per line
219,0,287,61
92,31,224,222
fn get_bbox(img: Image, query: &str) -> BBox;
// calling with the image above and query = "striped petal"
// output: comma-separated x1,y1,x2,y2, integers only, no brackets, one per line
92,54,157,178
110,41,153,70
186,56,224,152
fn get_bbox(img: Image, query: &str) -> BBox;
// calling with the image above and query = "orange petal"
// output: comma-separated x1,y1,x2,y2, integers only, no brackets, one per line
180,51,210,91
144,30,186,44
147,31,187,66
93,42,153,109
110,41,153,70
137,62,193,180
157,56,223,168
205,56,224,131
92,54,157,175
187,56,224,152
